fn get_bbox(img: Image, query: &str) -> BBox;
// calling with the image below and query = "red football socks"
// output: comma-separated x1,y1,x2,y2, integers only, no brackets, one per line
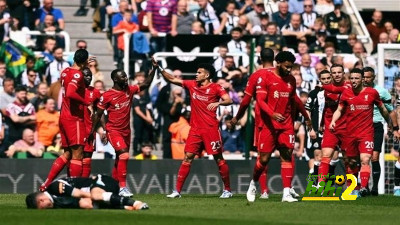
259,166,269,193
117,153,129,187
81,158,92,178
360,165,371,188
69,159,82,177
176,161,191,193
218,160,231,191
41,155,68,190
318,157,331,183
252,158,266,182
281,161,293,188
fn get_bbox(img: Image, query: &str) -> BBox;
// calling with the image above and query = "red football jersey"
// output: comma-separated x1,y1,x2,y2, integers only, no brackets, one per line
322,81,351,130
84,86,101,135
339,87,382,137
256,73,296,130
60,67,85,120
244,68,275,128
182,80,227,128
97,85,140,133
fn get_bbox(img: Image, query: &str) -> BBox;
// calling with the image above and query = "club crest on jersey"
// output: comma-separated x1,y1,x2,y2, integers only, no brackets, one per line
206,88,210,94
116,141,120,147
74,73,80,79
61,73,66,77
287,83,291,88
89,92,93,99
365,95,368,101
115,103,120,110
274,90,279,98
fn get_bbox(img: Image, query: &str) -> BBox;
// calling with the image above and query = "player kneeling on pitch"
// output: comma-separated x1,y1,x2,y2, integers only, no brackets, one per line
26,175,149,210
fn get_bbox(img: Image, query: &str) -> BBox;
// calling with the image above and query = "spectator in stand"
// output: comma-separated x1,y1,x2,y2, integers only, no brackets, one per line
134,142,158,160
88,58,104,85
366,10,386,51
309,29,327,53
384,21,394,34
177,0,195,34
315,62,326,75
257,22,287,52
389,29,399,43
272,0,291,29
0,61,12,92
155,70,184,159
5,128,43,158
35,0,64,30
323,0,350,35
36,97,59,149
5,86,36,144
300,54,318,91
36,14,62,33
0,111,5,157
314,0,334,16
169,106,190,160
30,82,48,111
197,0,220,34
291,64,304,96
218,56,242,82
216,0,239,35
132,89,154,156
344,41,376,70
320,42,335,67
281,13,312,41
295,41,320,67
245,0,265,28
0,0,11,43
47,78,61,110
7,0,40,30
41,37,56,63
372,32,389,55
0,78,15,116
251,11,269,35
221,115,243,155
213,44,229,77
18,56,41,87
301,0,318,29
337,32,355,54
44,46,69,84
311,17,327,34
93,80,105,94
237,14,252,35
237,0,253,15
67,40,88,65
337,17,350,35
216,78,240,105
74,0,99,17
191,21,205,34
26,69,39,100
227,27,247,68
112,9,139,69
146,0,178,54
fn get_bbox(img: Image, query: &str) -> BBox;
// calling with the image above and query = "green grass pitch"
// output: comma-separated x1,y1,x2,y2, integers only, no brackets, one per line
1,194,399,225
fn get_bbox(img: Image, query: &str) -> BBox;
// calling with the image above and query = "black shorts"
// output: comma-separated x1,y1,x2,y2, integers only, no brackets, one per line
91,175,120,194
373,122,384,152
306,137,322,159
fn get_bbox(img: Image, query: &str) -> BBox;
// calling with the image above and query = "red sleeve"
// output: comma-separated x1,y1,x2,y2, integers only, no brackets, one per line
129,84,140,94
322,84,345,93
217,84,227,97
182,80,194,90
97,93,109,110
66,84,87,104
244,72,258,97
338,90,348,107
256,92,274,117
235,94,252,120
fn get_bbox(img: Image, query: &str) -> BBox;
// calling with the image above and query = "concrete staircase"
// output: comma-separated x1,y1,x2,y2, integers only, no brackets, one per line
57,0,114,88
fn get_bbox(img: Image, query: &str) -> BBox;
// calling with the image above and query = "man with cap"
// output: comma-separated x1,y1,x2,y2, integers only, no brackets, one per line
246,0,267,27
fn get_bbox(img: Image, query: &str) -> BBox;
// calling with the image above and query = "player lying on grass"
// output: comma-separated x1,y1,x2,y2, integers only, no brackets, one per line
26,175,149,210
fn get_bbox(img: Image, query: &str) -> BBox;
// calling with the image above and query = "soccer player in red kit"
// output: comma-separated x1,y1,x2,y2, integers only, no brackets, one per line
39,49,92,191
248,51,300,203
317,64,351,184
330,68,390,197
89,62,157,197
81,67,101,177
155,62,233,199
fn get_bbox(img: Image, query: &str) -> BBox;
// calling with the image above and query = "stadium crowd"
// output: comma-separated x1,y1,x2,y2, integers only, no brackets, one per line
0,0,399,201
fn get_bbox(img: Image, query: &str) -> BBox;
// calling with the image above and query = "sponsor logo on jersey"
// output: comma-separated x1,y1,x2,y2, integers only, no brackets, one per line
192,92,209,101
364,95,368,101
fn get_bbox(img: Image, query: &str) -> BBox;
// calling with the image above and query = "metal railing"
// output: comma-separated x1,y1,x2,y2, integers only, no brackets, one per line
346,0,372,44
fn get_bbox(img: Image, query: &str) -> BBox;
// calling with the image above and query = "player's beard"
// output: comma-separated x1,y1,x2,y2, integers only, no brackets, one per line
279,66,288,76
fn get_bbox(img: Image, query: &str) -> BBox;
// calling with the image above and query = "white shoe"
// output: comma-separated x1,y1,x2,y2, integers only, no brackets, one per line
246,180,257,202
282,194,298,202
219,190,233,198
167,190,181,198
119,187,133,197
290,188,300,198
259,191,269,199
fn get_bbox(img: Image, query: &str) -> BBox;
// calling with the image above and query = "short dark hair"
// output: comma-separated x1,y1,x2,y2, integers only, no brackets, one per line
26,192,40,209
73,49,89,64
266,22,277,28
224,115,233,121
27,68,37,75
197,63,216,79
275,51,295,63
362,66,375,75
260,48,274,63
82,67,92,76
141,142,153,148
319,69,331,78
76,40,87,46
52,46,63,53
43,97,53,105
350,68,363,77
3,77,13,86
230,27,243,34
15,85,27,93
111,69,125,81
330,63,344,72
26,55,36,63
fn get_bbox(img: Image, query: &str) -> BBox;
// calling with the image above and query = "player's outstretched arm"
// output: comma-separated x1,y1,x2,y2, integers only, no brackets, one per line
139,60,157,91
152,59,183,86
66,83,88,105
330,105,343,131
256,92,285,122
233,93,252,123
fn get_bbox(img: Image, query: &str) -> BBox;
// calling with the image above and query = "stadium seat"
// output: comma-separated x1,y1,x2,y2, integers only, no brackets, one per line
43,152,57,159
13,152,28,159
